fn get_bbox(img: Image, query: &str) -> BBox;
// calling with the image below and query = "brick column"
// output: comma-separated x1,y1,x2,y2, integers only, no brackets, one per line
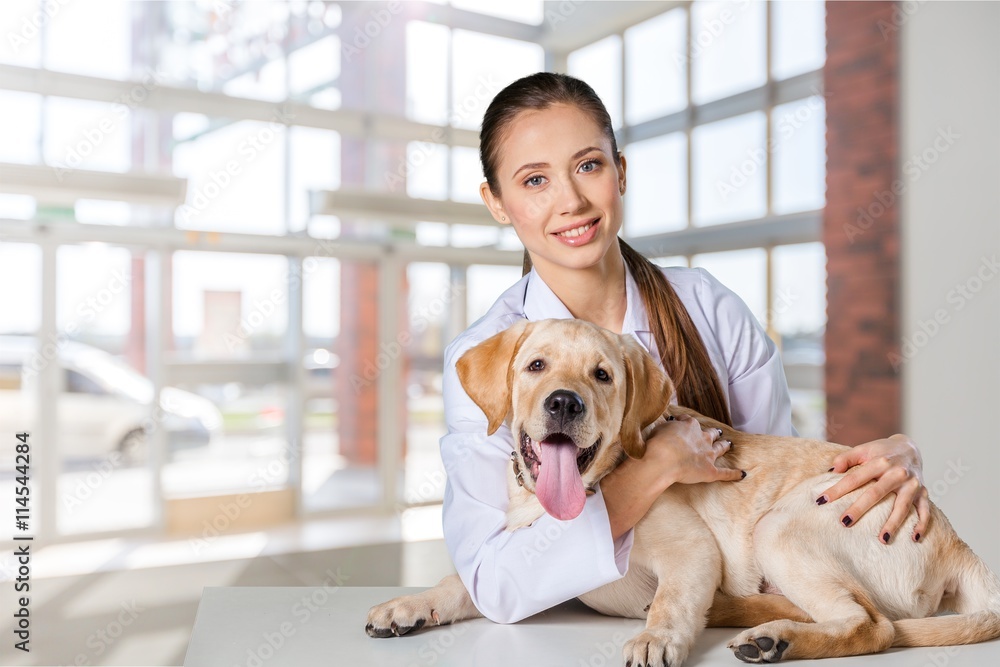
824,1,901,445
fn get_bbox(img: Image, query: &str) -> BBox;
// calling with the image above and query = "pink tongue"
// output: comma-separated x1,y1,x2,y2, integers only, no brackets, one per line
535,439,586,520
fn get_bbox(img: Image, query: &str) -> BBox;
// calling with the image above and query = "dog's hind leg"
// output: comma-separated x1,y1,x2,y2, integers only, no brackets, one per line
366,574,482,638
706,591,812,628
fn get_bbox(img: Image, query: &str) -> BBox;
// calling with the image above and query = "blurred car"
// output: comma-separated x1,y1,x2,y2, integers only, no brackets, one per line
0,336,222,465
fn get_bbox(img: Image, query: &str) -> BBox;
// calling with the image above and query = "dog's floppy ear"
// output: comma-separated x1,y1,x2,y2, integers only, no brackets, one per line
456,319,532,435
619,335,673,459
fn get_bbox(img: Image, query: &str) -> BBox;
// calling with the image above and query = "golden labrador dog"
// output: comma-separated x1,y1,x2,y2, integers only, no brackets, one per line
366,319,1000,665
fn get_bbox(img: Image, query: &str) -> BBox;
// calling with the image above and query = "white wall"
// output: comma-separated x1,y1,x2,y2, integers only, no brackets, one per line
901,1,1000,573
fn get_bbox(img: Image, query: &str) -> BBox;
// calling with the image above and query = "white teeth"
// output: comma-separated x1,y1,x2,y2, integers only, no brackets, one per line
557,221,594,238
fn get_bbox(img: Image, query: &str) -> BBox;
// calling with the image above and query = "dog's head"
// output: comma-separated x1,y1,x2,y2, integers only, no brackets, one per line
456,318,674,521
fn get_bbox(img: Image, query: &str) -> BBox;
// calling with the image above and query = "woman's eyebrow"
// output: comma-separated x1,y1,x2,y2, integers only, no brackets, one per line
511,146,603,179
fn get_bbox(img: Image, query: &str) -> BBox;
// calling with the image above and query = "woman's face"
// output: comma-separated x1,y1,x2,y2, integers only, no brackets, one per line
480,103,627,273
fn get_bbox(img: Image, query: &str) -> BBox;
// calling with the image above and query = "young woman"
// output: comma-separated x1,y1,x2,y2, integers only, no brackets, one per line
439,72,929,624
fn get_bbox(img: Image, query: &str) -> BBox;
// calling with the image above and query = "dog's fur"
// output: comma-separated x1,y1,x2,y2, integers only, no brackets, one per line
366,319,1000,664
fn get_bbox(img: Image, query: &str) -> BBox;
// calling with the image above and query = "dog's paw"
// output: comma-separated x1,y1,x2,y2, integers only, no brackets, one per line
622,628,690,667
727,625,790,663
365,595,438,638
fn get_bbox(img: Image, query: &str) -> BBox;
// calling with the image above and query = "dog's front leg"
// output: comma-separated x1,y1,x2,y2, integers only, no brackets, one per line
366,573,482,637
622,500,722,667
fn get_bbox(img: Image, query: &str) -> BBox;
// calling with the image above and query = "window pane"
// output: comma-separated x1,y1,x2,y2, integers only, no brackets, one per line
451,30,543,130
772,0,826,80
0,91,41,164
624,132,687,236
0,0,43,66
0,194,36,220
407,143,449,201
0,243,41,334
692,112,767,226
172,251,288,356
468,264,522,324
223,57,287,102
772,96,826,214
451,0,544,25
44,97,132,174
691,0,766,105
45,0,131,80
288,35,340,98
173,119,286,234
289,127,341,231
625,9,687,125
451,145,485,204
568,35,623,129
772,242,826,337
403,263,451,506
407,21,450,125
692,248,767,325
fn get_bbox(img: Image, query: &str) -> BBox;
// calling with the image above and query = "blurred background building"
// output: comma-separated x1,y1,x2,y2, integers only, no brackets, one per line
0,1,996,665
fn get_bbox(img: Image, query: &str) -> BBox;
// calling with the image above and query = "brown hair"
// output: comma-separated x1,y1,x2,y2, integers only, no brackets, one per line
480,72,732,426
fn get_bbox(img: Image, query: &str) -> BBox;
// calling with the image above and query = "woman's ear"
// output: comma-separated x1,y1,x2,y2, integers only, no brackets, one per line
480,182,510,225
619,335,673,458
456,319,531,434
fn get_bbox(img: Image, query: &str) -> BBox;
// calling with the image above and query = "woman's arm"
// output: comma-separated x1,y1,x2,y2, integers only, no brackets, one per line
696,269,931,542
601,415,743,540
816,434,931,543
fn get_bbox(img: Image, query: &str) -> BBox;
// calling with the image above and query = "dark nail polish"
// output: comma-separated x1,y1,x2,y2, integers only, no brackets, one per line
828,467,834,472
816,496,827,505
842,516,853,527
882,532,890,544
914,533,921,542
741,470,747,479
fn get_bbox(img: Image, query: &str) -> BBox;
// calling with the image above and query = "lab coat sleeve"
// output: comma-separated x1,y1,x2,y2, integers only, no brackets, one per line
696,269,796,437
440,321,633,624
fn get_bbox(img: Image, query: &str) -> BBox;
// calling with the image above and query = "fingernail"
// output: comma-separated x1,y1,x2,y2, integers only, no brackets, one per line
914,533,921,542
815,496,827,505
882,532,890,544
740,470,747,480
828,467,834,472
842,515,853,527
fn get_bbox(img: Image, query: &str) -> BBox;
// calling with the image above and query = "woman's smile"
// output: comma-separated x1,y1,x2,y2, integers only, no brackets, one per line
552,217,601,246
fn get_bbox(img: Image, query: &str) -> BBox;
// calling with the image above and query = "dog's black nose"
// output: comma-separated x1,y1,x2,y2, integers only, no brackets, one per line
545,390,585,421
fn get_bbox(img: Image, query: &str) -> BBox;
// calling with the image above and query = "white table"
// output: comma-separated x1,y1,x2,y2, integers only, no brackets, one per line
184,587,1000,666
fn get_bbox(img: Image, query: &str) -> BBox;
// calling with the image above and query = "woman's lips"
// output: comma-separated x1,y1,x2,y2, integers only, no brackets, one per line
552,218,600,246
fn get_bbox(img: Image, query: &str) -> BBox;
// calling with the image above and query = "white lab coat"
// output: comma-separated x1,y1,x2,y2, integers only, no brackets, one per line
439,261,794,623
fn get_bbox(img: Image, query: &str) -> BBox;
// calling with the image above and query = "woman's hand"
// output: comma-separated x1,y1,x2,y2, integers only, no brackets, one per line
644,414,745,487
816,434,930,544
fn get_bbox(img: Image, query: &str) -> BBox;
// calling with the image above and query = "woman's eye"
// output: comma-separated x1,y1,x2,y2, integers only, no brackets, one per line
525,175,545,187
580,159,600,173
595,368,610,382
528,359,545,371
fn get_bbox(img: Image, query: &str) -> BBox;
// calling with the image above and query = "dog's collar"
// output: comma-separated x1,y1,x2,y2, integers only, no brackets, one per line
509,449,596,496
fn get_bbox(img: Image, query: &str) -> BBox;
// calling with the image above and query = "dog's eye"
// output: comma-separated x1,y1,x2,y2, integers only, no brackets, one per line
595,368,611,383
528,359,545,372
